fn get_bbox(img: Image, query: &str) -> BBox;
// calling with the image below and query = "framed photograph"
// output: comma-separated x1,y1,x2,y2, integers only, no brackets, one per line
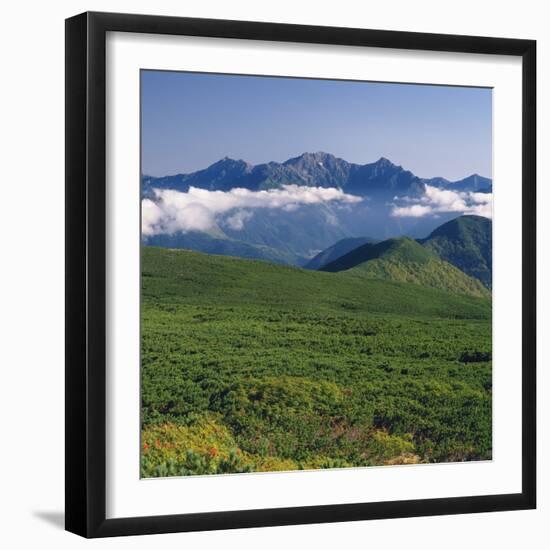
65,11,536,538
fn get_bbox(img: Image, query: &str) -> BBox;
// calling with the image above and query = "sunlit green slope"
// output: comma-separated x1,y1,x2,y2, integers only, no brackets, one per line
320,237,490,298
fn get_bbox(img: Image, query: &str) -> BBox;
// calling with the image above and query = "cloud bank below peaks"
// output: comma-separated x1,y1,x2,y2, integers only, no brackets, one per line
142,185,362,236
391,185,493,219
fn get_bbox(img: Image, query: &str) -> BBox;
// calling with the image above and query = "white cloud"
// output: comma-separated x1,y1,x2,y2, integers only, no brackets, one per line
391,185,493,219
142,185,362,236
141,199,164,236
224,209,253,230
324,211,339,226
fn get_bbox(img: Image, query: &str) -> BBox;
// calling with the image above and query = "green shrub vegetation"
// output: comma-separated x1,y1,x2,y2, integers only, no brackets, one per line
141,246,492,477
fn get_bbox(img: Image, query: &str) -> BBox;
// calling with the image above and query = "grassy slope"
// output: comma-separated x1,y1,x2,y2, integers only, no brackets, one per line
141,247,492,477
143,246,490,319
321,238,490,298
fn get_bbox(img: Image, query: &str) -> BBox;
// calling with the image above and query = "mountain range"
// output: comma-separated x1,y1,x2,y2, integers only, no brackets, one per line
142,152,492,288
143,152,492,197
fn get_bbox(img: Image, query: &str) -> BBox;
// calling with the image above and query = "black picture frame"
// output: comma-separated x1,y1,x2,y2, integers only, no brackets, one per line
65,11,536,538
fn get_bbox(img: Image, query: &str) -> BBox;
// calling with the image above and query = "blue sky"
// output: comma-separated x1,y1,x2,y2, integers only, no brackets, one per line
141,70,492,181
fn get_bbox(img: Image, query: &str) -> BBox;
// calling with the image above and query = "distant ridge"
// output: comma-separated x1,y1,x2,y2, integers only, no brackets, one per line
422,174,492,193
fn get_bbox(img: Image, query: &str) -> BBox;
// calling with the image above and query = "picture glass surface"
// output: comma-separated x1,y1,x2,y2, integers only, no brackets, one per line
140,70,493,478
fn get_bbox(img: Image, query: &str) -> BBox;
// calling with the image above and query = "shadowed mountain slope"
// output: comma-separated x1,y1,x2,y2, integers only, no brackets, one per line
420,215,492,288
303,237,377,270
